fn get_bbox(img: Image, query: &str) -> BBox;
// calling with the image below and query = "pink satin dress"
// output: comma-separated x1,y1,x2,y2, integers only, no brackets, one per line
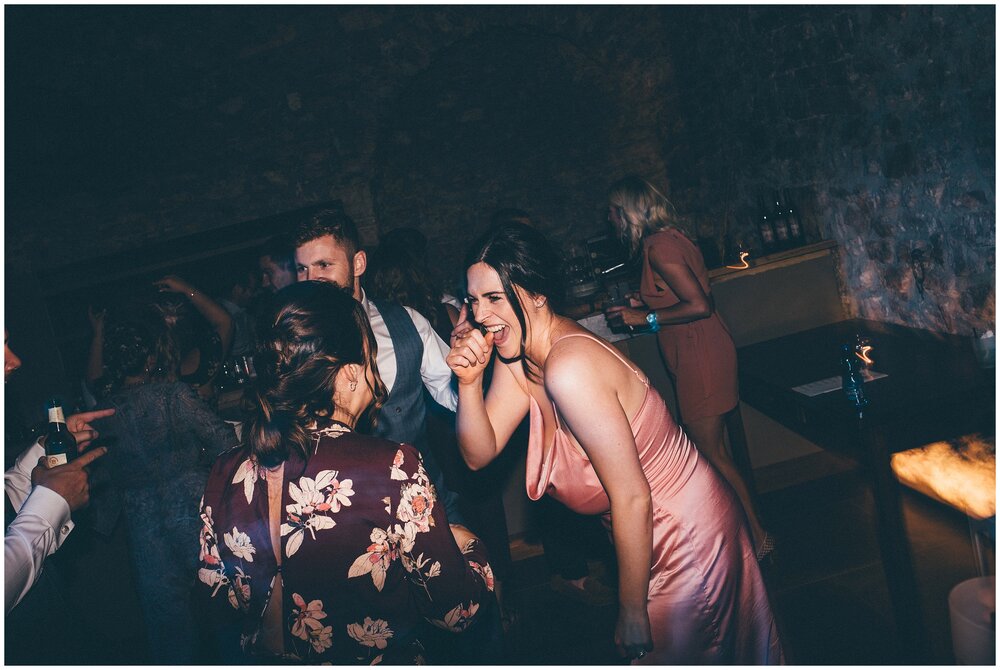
526,334,783,664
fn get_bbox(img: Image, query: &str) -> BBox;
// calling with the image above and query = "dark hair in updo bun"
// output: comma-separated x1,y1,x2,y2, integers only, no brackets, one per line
247,280,386,468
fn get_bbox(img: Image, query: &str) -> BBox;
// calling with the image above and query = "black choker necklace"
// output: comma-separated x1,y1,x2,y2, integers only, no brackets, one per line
497,351,524,364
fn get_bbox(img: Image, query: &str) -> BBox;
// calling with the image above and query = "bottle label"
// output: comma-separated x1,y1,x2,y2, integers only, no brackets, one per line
46,454,68,468
47,406,66,425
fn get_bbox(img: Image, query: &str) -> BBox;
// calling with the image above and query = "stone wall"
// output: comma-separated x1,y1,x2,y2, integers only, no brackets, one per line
6,6,672,293
6,5,994,334
661,6,995,334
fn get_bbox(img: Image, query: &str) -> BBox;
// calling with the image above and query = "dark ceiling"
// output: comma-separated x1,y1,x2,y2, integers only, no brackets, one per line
7,6,353,207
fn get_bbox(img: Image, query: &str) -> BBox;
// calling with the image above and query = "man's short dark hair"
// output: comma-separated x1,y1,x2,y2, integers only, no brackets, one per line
292,206,361,259
258,236,296,271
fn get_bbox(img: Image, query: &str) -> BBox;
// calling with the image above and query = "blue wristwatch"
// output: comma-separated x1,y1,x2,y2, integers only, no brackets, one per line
646,311,660,333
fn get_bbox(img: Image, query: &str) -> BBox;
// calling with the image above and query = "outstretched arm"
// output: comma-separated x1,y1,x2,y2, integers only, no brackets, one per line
155,275,235,359
605,244,712,329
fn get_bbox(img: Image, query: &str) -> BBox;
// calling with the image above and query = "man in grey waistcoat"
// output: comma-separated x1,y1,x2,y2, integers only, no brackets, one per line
292,206,463,523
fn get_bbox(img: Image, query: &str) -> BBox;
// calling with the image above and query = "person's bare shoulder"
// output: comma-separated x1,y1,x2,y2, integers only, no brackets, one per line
545,334,620,397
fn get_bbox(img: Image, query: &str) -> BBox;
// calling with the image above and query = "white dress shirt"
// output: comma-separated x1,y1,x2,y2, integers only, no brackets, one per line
361,290,458,412
5,441,74,614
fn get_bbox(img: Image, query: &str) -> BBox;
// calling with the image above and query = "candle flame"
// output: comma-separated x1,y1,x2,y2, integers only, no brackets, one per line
726,251,751,270
855,345,874,366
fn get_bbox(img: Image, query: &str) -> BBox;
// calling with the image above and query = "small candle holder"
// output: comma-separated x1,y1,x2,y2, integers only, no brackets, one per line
854,333,874,373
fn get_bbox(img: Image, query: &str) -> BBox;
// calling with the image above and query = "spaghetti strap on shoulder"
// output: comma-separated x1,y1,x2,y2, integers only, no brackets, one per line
553,333,648,385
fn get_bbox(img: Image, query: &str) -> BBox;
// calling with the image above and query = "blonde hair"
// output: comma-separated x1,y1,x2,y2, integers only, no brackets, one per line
607,175,684,255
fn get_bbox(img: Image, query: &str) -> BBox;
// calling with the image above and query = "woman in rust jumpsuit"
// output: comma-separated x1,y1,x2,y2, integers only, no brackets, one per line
606,175,771,559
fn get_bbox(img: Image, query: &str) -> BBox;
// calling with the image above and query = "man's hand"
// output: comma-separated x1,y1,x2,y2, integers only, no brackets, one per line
31,447,108,513
66,408,115,451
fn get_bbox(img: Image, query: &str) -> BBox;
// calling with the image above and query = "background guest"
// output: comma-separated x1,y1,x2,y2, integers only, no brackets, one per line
605,175,771,558
153,274,234,400
369,229,459,342
257,236,297,293
88,309,239,663
215,264,261,358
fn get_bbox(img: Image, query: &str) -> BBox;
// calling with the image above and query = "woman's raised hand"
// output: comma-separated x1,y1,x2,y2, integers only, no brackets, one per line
447,304,494,384
153,274,193,295
87,305,107,332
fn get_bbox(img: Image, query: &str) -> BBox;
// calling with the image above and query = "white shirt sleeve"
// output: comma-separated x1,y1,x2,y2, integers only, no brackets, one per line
5,440,76,614
5,440,44,511
404,306,459,412
5,485,73,614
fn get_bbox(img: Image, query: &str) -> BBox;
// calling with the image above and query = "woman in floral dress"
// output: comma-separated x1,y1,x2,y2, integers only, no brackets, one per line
197,281,494,664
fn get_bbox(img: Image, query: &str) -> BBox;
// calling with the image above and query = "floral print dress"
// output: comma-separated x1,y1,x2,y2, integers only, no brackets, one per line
197,419,494,664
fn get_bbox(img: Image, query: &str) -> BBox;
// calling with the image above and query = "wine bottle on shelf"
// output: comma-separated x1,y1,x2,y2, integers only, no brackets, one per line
784,189,804,248
771,190,790,251
756,197,776,255
44,399,77,467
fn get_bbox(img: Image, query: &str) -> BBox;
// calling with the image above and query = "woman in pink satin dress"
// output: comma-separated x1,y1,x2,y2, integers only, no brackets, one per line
447,222,783,664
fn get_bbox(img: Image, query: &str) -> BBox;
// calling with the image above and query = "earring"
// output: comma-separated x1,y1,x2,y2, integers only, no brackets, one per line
349,380,358,392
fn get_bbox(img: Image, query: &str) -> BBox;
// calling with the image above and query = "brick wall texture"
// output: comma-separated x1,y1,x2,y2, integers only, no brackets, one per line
6,5,994,334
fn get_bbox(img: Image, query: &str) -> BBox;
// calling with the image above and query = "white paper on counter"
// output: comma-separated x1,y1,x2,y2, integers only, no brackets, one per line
792,370,887,397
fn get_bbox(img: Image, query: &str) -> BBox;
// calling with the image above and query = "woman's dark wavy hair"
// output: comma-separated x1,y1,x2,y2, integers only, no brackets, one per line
367,247,449,338
247,280,387,468
465,222,565,382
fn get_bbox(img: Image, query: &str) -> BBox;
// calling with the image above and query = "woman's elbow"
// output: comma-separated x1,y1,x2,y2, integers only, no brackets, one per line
689,301,712,320
614,487,652,511
461,453,491,471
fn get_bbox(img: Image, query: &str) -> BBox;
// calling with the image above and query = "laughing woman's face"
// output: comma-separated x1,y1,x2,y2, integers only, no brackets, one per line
465,262,531,359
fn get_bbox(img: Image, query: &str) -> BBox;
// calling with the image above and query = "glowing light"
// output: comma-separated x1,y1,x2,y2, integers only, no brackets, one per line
726,251,751,270
891,435,995,520
855,345,874,366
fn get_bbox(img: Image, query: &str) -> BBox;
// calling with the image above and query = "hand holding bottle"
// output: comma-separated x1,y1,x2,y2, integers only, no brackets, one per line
31,447,108,513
